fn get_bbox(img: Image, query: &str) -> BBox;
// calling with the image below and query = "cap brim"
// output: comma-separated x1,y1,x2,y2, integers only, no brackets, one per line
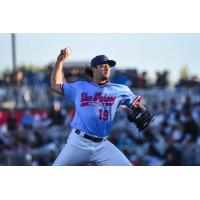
101,60,116,67
105,60,116,67
91,59,116,68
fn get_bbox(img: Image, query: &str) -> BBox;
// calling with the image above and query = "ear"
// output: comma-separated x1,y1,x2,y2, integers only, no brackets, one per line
92,66,97,72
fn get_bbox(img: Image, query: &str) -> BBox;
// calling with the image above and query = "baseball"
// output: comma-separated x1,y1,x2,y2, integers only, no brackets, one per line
64,47,72,55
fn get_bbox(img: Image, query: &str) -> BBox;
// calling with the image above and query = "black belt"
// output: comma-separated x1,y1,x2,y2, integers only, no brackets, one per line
75,129,104,142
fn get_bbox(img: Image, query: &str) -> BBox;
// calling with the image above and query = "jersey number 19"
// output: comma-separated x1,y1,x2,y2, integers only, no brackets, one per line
99,109,109,121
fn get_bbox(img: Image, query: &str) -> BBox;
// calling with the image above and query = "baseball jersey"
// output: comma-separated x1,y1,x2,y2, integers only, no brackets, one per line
60,81,140,137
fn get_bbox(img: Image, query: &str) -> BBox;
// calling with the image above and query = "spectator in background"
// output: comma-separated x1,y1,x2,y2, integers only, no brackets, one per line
183,95,192,110
124,69,138,88
162,70,169,87
137,71,148,88
68,68,81,82
155,71,162,87
183,109,199,142
160,100,168,114
13,70,24,87
12,70,25,108
176,77,189,88
20,109,33,129
2,73,13,86
48,101,65,127
169,98,178,112
151,102,160,115
189,76,200,87
155,70,169,88
163,144,182,166
23,71,35,86
6,111,18,132
175,75,200,88
112,70,132,87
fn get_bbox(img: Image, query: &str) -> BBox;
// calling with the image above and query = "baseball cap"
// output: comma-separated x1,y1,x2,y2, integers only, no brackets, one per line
91,55,116,67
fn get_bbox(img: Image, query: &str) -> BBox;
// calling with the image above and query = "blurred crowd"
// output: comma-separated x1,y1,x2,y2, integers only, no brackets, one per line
0,65,200,165
0,94,199,166
0,101,74,165
0,65,200,89
0,66,199,109
110,95,200,166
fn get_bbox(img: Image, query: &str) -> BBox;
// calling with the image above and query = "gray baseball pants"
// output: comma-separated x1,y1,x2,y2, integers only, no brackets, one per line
53,129,132,166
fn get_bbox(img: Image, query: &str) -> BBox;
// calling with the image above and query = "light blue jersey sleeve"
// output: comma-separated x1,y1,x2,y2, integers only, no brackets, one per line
60,81,82,101
119,85,142,109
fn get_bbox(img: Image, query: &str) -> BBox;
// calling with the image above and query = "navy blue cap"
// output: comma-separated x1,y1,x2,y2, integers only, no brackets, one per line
91,55,116,67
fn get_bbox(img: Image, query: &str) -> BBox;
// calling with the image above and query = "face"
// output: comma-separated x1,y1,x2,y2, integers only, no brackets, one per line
93,63,111,81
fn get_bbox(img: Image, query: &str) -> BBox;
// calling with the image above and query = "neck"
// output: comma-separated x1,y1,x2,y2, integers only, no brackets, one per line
92,77,108,85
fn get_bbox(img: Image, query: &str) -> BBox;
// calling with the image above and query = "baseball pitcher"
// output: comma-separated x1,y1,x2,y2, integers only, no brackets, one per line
51,48,153,166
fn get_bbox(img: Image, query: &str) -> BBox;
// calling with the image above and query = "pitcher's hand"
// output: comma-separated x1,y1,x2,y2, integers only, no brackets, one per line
56,47,72,63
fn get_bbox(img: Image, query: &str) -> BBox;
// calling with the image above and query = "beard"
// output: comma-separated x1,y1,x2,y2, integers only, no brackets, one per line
101,74,109,81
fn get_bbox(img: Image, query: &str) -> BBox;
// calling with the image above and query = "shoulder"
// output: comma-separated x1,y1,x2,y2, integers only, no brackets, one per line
108,82,130,90
64,81,87,87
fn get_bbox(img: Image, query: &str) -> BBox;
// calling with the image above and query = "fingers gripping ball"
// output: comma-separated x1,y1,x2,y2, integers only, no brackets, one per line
61,47,72,56
128,107,154,131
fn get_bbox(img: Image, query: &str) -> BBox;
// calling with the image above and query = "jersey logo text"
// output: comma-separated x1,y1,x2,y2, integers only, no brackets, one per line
80,92,116,107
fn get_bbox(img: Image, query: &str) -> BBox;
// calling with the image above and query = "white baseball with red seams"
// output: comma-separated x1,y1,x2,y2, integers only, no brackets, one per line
64,47,72,55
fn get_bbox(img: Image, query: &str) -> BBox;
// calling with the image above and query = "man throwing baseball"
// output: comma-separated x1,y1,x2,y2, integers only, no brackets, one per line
51,48,153,166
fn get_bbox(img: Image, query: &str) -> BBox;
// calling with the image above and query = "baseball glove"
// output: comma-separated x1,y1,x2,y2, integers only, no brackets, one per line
128,107,154,131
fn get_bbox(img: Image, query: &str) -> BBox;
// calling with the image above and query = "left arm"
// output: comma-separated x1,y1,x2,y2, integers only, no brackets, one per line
120,86,154,131
127,96,154,131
